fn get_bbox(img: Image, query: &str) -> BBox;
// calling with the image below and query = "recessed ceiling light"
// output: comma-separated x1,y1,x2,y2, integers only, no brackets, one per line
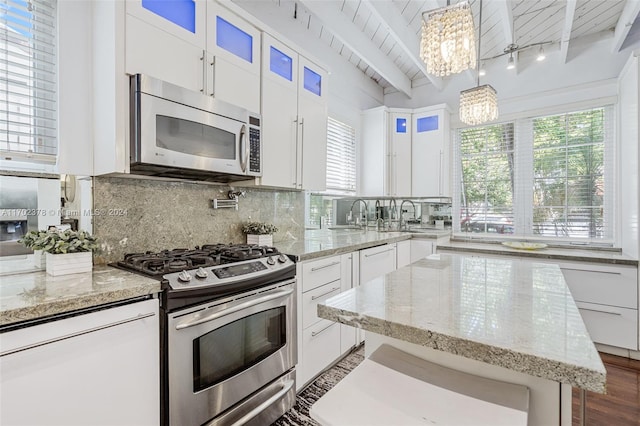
479,62,486,76
507,54,515,70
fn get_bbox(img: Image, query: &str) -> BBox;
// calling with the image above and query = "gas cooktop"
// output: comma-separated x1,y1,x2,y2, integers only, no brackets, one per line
115,243,295,296
117,244,282,277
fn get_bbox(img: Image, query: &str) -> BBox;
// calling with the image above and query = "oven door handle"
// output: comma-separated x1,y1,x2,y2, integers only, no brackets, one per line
230,379,295,426
175,288,293,330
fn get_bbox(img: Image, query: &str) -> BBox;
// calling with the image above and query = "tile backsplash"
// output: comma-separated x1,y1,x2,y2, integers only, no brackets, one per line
92,176,304,264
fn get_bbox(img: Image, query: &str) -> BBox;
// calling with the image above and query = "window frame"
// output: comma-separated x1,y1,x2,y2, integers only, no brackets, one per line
453,104,616,246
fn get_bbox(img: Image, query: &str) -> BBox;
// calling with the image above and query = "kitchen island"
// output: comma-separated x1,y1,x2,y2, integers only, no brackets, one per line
317,253,606,425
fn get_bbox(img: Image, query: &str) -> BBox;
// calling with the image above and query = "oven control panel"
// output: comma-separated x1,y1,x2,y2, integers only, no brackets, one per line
165,255,295,291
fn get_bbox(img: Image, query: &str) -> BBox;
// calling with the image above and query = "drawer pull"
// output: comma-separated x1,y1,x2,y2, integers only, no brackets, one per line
579,307,622,316
310,261,340,272
311,286,341,300
364,248,395,258
560,267,622,275
311,323,334,337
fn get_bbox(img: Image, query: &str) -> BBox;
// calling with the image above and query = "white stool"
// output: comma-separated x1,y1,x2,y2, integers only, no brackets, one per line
310,344,529,426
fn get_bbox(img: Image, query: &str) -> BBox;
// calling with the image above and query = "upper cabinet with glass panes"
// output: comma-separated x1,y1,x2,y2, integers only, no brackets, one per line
125,0,260,112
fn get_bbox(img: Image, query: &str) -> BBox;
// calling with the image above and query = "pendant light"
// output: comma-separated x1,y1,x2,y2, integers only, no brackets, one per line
459,0,498,126
420,1,476,77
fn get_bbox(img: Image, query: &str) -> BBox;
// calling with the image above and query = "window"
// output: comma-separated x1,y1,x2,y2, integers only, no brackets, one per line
1,0,57,165
325,117,356,194
454,106,614,243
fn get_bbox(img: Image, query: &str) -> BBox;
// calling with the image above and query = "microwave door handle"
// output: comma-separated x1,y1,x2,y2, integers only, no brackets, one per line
240,124,248,172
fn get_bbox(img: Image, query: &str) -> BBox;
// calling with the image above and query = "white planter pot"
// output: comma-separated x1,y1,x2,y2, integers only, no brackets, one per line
246,234,273,246
45,252,93,276
33,250,46,269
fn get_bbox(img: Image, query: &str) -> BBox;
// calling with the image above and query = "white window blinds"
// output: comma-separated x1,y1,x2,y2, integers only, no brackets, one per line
457,123,516,235
325,116,356,194
454,105,614,244
527,106,614,241
1,0,57,164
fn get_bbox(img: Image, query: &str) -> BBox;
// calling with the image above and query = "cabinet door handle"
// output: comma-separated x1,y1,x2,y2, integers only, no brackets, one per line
364,247,395,258
200,51,206,93
210,56,216,97
579,307,622,316
560,267,622,276
310,261,340,272
0,312,156,357
298,117,304,189
311,284,341,300
439,149,443,195
311,322,334,337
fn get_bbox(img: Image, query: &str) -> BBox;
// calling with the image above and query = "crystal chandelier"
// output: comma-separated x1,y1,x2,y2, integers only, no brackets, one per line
420,1,476,77
459,85,498,125
459,0,498,125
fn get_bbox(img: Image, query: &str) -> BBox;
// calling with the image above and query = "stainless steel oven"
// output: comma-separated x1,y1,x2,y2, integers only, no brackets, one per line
114,244,297,426
167,280,296,426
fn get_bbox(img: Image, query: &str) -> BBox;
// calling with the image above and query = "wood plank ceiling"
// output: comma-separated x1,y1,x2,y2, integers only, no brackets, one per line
233,0,640,97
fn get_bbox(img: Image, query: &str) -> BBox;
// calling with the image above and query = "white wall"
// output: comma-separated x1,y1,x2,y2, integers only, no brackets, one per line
384,36,631,120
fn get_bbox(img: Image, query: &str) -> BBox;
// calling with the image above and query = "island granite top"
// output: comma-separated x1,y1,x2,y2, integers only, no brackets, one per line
0,266,161,327
318,252,607,393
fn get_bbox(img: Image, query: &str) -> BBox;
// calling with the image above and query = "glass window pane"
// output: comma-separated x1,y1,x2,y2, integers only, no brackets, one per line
303,66,321,96
142,0,196,33
216,16,253,63
416,115,438,132
396,118,407,133
269,46,292,81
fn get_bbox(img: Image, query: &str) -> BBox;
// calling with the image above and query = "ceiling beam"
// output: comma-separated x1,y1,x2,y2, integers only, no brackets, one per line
299,0,413,98
492,0,514,46
611,0,640,53
560,0,577,63
361,0,443,91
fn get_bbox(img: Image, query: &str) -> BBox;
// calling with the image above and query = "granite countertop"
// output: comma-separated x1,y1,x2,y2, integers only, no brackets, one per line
0,266,161,327
275,229,416,261
438,240,638,266
318,253,607,393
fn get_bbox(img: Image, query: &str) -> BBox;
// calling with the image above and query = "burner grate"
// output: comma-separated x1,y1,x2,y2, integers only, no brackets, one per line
116,243,281,277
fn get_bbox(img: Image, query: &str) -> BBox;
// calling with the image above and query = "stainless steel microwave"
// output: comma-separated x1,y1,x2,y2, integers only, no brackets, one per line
130,74,261,182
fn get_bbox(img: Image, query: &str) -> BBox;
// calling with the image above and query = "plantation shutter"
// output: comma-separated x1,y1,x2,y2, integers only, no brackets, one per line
1,0,57,164
325,116,356,194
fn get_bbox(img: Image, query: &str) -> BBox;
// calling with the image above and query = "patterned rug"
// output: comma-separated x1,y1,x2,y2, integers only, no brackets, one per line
272,345,365,426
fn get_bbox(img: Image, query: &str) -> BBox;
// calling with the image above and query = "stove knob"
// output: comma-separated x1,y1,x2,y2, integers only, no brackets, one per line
266,256,276,266
277,254,288,263
177,270,192,283
195,267,208,279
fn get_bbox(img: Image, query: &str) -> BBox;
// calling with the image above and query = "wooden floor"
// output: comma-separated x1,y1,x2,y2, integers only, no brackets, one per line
572,353,640,425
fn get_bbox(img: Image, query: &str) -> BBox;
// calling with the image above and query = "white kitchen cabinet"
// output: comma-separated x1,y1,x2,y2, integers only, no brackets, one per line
340,252,357,354
206,1,261,112
259,35,328,190
388,110,413,196
125,13,206,94
412,105,451,197
410,240,434,263
125,0,260,112
396,240,411,269
575,301,638,350
298,251,358,390
0,299,159,425
359,243,397,285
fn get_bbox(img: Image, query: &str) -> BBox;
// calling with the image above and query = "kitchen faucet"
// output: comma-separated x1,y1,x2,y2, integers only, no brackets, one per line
350,199,369,229
374,199,385,231
399,200,417,230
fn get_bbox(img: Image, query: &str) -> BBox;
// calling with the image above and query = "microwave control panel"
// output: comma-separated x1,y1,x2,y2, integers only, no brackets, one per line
248,116,261,173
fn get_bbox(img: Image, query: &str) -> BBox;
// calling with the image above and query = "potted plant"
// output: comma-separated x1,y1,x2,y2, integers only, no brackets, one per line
242,221,278,246
18,230,47,268
19,229,98,276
